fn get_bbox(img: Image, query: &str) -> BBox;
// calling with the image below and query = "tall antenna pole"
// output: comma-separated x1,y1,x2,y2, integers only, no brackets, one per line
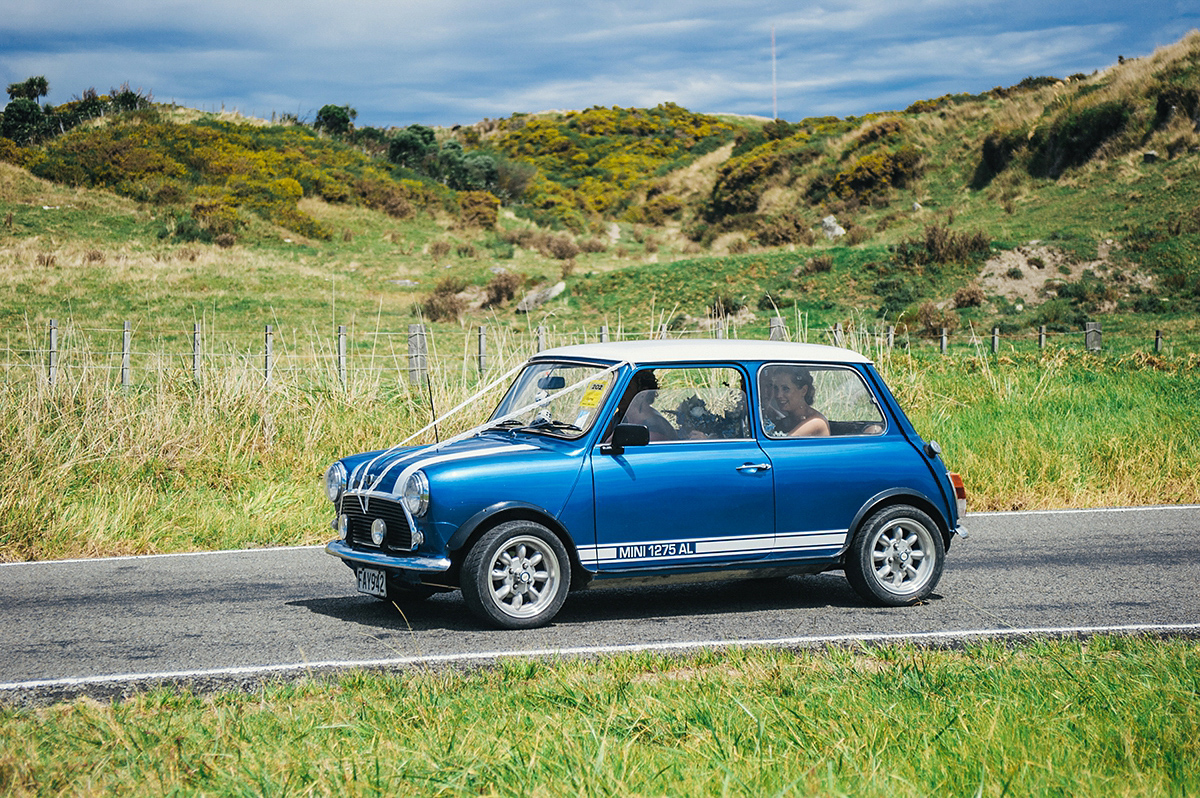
771,25,778,120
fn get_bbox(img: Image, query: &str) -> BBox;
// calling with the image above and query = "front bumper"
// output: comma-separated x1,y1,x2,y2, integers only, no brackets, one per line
324,540,452,573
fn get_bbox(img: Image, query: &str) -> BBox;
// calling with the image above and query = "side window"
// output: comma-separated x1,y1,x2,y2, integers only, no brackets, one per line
759,364,885,438
615,367,749,441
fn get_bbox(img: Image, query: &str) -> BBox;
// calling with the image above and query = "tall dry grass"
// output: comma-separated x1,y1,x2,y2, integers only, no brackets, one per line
2,324,1198,561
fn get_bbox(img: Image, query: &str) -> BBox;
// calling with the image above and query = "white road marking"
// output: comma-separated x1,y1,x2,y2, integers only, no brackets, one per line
965,504,1200,518
0,545,322,568
3,622,1198,693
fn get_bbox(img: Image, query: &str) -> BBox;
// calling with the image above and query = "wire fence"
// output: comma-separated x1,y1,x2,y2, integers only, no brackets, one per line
1,316,1194,391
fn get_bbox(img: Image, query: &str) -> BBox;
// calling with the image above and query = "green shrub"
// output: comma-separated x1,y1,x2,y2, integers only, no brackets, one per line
894,224,990,268
710,293,745,316
953,284,985,307
459,191,500,228
707,141,822,218
485,271,523,306
803,254,834,274
1,98,47,145
830,146,922,202
843,225,871,246
873,276,918,316
546,234,580,260
754,212,814,246
1032,298,1087,330
1053,273,1119,309
428,240,452,260
976,128,1027,184
1028,101,1131,178
314,104,356,136
157,210,210,243
915,301,958,336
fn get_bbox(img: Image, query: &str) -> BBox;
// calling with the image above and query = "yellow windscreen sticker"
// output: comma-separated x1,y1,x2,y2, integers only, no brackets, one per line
578,379,609,409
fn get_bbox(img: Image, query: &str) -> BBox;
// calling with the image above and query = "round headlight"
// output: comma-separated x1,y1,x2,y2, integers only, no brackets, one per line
337,514,349,540
401,471,429,517
325,462,347,503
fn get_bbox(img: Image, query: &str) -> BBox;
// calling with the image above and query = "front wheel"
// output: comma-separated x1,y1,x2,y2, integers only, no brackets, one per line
460,520,571,629
846,505,945,606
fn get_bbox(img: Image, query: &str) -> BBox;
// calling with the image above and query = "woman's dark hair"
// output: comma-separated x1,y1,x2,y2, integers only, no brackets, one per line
630,369,659,393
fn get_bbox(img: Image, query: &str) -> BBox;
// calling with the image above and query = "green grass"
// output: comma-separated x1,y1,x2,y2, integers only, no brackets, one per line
2,637,1197,795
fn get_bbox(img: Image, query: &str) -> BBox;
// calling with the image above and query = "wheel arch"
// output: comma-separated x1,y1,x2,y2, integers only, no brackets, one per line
447,501,592,587
845,489,954,554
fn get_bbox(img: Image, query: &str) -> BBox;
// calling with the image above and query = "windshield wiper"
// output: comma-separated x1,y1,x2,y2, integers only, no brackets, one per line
487,419,524,430
515,419,582,434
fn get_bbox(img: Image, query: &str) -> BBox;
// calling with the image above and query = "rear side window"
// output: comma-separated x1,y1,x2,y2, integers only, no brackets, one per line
614,366,749,441
759,364,885,438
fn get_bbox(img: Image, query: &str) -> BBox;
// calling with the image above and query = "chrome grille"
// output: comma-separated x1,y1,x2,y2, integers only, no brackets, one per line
338,495,413,552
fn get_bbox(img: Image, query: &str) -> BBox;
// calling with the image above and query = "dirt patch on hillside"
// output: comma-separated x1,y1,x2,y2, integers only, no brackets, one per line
976,241,1149,310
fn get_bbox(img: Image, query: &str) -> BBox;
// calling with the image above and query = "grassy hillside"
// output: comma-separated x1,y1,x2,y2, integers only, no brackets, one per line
3,34,1199,346
2,35,1200,563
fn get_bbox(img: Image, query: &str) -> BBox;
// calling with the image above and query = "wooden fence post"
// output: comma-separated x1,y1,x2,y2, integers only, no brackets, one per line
940,327,948,355
1039,325,1046,350
337,325,347,386
48,318,58,386
192,323,201,384
769,317,785,341
599,325,609,343
407,324,428,384
536,326,546,352
1085,321,1102,353
477,325,488,373
1155,329,1163,353
264,324,273,384
887,325,895,349
991,326,1000,355
833,322,844,347
659,324,668,340
121,321,131,387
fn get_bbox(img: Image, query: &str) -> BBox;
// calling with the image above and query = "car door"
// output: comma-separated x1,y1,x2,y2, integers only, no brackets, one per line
756,363,900,561
588,365,775,572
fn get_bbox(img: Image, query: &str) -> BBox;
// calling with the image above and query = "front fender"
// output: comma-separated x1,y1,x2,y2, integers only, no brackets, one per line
447,500,570,552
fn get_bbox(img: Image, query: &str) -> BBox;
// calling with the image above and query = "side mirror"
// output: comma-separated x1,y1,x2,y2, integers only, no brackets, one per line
603,423,650,455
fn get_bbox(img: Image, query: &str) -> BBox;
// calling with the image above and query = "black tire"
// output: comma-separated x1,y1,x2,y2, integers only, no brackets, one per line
846,504,945,606
460,520,571,629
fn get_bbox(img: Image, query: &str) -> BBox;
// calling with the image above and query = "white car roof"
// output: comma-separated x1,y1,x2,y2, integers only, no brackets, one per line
534,339,873,366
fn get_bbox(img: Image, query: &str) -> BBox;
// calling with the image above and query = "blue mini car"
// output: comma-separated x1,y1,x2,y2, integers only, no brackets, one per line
324,340,967,629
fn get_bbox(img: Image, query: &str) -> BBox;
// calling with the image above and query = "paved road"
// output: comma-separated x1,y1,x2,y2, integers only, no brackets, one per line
2,506,1199,702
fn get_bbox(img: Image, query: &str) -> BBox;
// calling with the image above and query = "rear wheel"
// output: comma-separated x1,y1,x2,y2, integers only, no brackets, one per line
846,505,944,606
460,520,570,629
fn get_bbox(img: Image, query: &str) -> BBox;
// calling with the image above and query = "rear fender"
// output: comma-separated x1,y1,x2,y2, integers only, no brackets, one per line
844,488,954,556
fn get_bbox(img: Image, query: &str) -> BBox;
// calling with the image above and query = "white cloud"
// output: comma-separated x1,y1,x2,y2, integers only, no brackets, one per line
1,0,1195,125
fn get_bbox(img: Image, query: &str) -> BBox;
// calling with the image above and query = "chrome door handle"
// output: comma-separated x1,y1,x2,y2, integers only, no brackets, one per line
736,463,772,473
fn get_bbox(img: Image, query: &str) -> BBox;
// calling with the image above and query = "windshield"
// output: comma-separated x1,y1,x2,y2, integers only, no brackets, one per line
489,361,618,438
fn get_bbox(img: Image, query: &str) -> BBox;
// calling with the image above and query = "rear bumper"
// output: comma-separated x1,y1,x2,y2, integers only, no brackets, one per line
325,540,452,573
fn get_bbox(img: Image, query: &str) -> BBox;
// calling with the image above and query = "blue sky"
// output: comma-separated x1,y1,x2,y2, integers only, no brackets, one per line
3,1,1197,128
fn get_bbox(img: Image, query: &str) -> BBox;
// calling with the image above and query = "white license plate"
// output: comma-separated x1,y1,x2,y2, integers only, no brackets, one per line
356,567,387,597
